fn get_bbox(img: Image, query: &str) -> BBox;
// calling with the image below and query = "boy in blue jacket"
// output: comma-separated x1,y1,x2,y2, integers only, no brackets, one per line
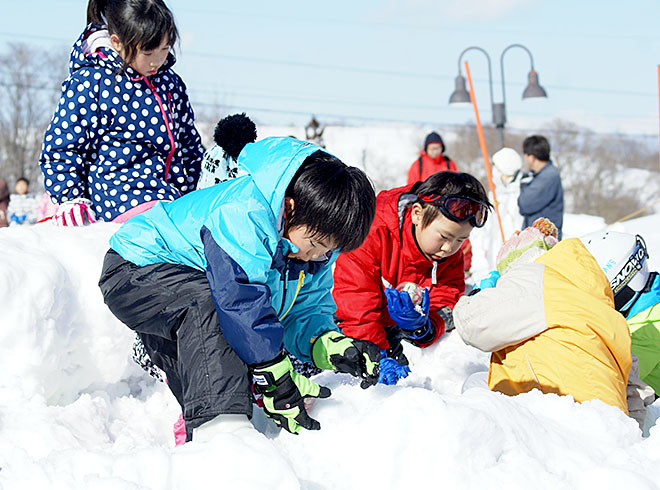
98,115,380,441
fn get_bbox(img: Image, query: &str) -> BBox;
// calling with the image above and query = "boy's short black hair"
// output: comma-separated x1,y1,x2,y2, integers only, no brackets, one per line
285,150,375,252
522,135,550,161
412,171,491,229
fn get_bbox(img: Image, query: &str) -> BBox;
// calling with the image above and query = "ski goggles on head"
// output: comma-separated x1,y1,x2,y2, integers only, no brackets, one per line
417,194,488,228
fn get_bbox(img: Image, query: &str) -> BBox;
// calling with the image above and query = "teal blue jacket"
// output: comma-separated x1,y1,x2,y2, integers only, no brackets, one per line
110,137,339,365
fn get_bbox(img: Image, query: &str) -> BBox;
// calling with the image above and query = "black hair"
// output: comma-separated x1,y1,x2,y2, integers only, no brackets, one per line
413,171,491,229
522,134,550,161
284,151,376,252
86,0,179,66
16,177,29,186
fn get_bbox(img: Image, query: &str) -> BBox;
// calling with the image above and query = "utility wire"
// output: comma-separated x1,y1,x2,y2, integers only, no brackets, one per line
0,34,657,99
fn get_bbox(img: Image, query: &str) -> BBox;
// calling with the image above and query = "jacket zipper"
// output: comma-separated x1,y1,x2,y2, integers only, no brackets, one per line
276,263,306,321
277,268,289,317
139,76,176,180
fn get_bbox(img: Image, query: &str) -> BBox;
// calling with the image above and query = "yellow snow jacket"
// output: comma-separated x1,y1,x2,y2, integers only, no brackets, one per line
455,238,632,413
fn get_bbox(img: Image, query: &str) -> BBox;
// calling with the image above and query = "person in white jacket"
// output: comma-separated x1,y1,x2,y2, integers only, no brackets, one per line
476,147,524,271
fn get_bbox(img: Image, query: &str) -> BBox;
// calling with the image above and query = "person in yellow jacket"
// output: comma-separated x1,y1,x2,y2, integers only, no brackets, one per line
454,223,632,415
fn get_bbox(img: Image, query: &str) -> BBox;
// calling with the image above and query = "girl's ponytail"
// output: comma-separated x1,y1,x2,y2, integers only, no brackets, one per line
86,0,108,25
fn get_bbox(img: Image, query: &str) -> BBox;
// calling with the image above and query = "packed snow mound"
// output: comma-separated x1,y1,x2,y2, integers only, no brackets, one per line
1,218,660,489
0,222,141,405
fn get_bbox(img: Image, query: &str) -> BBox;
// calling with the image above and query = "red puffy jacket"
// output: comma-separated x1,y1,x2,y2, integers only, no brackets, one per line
406,151,458,186
333,184,465,349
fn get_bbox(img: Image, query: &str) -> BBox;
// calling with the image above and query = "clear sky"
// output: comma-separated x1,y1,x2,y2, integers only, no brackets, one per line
3,0,660,136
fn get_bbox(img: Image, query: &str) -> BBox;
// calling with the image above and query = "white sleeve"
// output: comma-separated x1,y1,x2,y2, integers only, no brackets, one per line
454,263,547,352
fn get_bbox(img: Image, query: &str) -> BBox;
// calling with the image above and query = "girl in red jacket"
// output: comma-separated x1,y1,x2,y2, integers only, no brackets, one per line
333,171,491,384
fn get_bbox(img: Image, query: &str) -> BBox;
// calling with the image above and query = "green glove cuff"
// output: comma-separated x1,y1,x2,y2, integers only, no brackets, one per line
252,353,321,398
312,331,345,370
251,352,292,390
251,352,328,434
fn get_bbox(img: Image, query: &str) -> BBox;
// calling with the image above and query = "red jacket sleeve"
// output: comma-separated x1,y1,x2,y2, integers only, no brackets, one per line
333,227,392,349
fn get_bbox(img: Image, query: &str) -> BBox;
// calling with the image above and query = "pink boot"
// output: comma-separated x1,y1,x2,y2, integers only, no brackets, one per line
173,413,187,446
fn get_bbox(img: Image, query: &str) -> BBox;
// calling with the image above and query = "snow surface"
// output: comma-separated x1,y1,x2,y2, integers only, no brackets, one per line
2,191,660,488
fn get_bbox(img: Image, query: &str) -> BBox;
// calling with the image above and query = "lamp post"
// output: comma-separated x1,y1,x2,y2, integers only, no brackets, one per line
448,43,547,148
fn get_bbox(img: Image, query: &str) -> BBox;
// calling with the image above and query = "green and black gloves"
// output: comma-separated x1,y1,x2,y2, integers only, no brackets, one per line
251,332,379,434
252,353,331,434
312,331,380,389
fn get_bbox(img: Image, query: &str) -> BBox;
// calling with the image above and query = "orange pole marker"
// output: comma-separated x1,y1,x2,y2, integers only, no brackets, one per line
464,61,506,243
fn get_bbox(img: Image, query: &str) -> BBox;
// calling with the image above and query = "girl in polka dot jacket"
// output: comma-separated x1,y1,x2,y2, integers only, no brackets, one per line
39,0,203,225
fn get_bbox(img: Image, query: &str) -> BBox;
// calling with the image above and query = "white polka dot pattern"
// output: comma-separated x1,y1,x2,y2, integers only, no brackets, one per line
39,24,203,222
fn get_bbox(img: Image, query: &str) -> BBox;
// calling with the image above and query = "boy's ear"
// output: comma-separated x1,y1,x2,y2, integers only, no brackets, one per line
283,197,295,218
410,202,424,227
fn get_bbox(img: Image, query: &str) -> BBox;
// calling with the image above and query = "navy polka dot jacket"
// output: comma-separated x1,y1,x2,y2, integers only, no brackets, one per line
39,23,203,222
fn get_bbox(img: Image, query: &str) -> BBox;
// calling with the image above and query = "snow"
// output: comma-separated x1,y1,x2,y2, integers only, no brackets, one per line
2,180,660,488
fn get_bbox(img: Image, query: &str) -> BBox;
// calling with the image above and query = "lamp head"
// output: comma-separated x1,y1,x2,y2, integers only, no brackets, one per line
522,69,547,99
449,74,471,104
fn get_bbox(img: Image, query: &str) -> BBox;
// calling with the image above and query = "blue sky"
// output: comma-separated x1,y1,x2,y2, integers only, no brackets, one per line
3,0,660,135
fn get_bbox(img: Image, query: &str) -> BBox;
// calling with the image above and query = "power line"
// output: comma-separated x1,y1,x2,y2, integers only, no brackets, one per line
0,32,657,99
195,100,659,139
0,76,654,130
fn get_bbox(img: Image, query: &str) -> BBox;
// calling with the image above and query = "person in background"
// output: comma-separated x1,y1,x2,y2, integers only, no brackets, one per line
99,114,381,442
7,177,39,225
333,171,491,385
0,177,9,228
14,177,29,195
39,0,203,227
406,132,458,185
518,135,564,239
480,147,524,270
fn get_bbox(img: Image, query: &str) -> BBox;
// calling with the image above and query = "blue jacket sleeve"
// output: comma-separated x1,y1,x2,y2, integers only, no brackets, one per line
39,71,101,204
281,253,340,363
202,225,284,366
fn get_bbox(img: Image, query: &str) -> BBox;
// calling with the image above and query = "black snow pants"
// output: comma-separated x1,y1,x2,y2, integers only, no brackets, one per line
98,249,253,437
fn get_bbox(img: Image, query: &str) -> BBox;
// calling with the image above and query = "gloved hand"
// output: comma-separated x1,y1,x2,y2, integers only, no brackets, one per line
54,198,96,226
478,270,500,290
438,306,455,332
251,352,331,434
384,326,409,366
384,287,434,343
312,331,380,389
378,350,411,385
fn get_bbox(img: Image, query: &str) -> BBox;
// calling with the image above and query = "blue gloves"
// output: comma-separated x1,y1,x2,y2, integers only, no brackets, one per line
384,287,429,329
384,287,434,342
478,270,500,290
378,350,411,385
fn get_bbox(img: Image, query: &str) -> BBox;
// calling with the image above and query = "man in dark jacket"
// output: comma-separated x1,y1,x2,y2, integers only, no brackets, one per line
518,135,564,239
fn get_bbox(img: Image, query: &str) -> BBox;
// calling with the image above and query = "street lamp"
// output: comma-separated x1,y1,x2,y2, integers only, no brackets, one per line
448,43,547,148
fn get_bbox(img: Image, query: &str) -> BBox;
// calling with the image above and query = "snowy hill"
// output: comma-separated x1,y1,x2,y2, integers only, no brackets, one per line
1,211,660,489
